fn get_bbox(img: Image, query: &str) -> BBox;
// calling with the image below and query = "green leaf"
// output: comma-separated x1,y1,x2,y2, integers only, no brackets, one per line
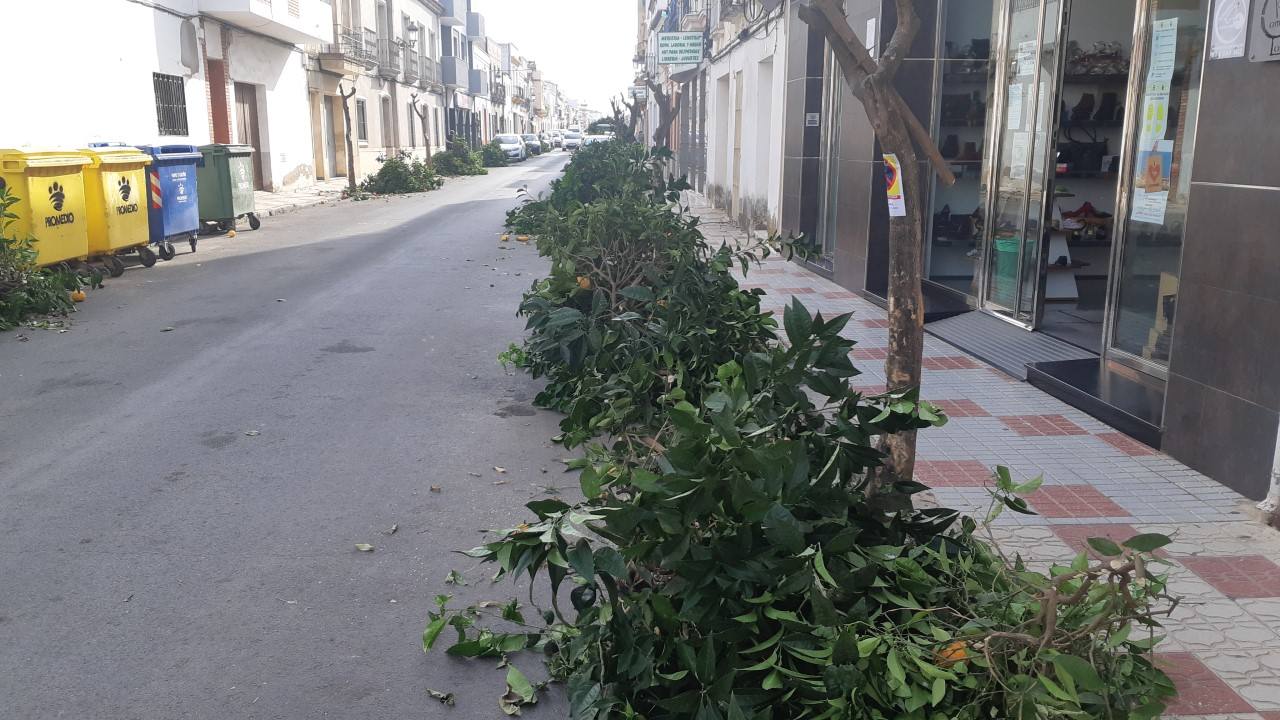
525,498,571,518
619,286,655,302
579,466,602,498
593,546,627,578
930,677,945,706
1052,654,1103,692
567,538,595,580
1123,533,1173,553
501,664,537,715
886,648,907,685
761,669,783,690
856,637,881,658
763,503,805,555
1013,475,1044,494
422,616,447,650
994,466,1014,492
783,298,813,346
1086,537,1124,557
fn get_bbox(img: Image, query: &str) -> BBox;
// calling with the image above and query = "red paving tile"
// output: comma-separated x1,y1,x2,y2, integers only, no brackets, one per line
851,347,889,360
860,318,891,328
998,414,1089,437
772,287,818,294
1157,653,1255,715
914,460,993,487
1258,713,1280,720
1050,523,1167,559
923,356,982,370
823,291,859,299
931,399,990,418
1096,431,1158,456
1178,555,1280,599
1025,485,1130,518
852,384,886,395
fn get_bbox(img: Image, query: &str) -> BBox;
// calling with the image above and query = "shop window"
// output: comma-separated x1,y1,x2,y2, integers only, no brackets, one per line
924,0,994,299
356,99,369,142
153,73,189,136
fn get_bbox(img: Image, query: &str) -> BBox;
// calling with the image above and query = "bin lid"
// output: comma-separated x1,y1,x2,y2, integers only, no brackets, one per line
0,148,92,171
78,146,152,168
137,144,204,161
199,144,255,156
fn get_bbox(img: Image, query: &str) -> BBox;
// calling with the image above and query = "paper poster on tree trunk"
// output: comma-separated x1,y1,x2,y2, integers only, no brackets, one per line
882,153,907,217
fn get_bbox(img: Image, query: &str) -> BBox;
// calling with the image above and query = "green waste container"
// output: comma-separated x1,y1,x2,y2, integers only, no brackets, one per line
196,144,260,233
990,236,1021,309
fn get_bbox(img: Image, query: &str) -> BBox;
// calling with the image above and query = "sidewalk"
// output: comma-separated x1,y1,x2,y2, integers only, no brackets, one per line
687,194,1280,719
253,177,350,218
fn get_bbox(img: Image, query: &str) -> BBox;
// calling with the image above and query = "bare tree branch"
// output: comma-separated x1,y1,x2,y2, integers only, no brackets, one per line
876,0,920,80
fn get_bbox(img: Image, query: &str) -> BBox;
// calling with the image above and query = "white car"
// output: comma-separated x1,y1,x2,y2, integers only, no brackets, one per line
580,135,610,147
495,134,527,162
562,131,583,151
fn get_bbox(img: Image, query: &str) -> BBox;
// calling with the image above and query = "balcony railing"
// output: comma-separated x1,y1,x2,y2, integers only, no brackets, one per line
403,47,420,83
419,56,441,90
491,82,506,104
323,25,370,60
377,37,401,78
363,30,378,67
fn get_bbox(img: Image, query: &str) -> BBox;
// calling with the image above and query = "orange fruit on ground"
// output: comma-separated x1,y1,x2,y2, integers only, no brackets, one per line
70,289,86,303
935,640,969,668
577,276,592,290
227,230,237,238
516,235,530,242
500,234,510,241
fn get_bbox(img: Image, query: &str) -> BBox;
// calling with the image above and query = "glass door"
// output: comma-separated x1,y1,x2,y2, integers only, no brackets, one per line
979,0,1066,325
1104,0,1209,375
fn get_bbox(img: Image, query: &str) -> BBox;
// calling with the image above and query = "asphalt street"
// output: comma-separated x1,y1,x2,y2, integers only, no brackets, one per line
0,152,575,719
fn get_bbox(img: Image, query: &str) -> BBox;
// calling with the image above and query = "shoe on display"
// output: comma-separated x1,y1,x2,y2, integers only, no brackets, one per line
1094,92,1119,124
941,134,960,159
1070,93,1096,124
959,141,982,163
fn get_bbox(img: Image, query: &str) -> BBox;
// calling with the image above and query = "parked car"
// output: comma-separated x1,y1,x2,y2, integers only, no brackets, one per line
521,134,542,155
580,134,610,147
562,131,583,151
538,133,552,150
550,132,563,148
495,134,527,162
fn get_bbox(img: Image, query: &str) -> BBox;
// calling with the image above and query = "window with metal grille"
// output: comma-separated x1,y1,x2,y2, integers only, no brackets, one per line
153,73,189,136
356,99,369,142
288,0,300,17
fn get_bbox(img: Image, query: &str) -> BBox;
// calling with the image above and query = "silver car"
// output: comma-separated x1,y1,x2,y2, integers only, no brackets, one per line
495,134,527,162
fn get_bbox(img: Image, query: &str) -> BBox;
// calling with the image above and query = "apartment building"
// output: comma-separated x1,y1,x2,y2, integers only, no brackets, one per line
313,0,448,181
2,0,333,192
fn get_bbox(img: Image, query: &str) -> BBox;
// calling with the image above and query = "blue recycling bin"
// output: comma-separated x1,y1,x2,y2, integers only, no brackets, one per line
136,144,203,263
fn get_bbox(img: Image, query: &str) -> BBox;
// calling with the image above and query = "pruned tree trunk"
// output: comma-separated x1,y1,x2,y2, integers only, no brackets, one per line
338,83,358,194
797,0,956,493
411,93,432,153
645,78,683,149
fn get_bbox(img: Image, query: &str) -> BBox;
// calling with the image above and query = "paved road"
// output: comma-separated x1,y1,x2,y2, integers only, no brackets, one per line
0,153,574,719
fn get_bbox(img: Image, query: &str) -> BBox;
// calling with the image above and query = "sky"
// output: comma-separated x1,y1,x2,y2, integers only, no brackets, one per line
471,0,637,112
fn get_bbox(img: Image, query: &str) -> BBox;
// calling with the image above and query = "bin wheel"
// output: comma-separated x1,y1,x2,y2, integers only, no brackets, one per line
158,243,176,261
248,213,261,231
217,220,232,233
137,246,158,268
105,256,126,278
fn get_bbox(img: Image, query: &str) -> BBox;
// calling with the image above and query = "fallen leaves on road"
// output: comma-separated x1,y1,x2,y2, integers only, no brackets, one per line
493,466,507,474
493,480,508,486
430,485,442,493
445,570,467,586
386,524,399,535
499,665,538,715
427,689,456,706
244,430,260,437
355,543,375,552
161,327,174,332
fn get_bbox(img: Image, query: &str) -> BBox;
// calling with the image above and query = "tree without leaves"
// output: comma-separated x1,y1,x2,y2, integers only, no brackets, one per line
338,83,359,194
795,0,956,493
411,93,432,154
645,77,683,149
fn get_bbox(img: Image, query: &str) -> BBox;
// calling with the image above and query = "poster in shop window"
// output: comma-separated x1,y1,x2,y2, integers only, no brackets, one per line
882,154,907,217
1131,139,1174,224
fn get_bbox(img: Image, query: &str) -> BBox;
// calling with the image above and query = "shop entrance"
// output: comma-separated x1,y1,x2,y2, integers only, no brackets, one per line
979,0,1136,354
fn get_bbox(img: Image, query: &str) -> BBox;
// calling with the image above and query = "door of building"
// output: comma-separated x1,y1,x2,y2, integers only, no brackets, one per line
322,95,339,177
233,82,266,191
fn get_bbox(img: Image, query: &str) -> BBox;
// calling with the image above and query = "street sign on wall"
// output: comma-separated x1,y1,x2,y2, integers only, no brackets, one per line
657,32,704,64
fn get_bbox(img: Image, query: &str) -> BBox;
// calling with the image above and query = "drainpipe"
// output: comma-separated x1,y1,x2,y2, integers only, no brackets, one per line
1259,422,1280,517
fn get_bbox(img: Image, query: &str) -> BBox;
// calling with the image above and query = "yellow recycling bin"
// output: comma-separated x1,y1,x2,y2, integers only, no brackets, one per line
0,148,91,268
79,146,153,276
